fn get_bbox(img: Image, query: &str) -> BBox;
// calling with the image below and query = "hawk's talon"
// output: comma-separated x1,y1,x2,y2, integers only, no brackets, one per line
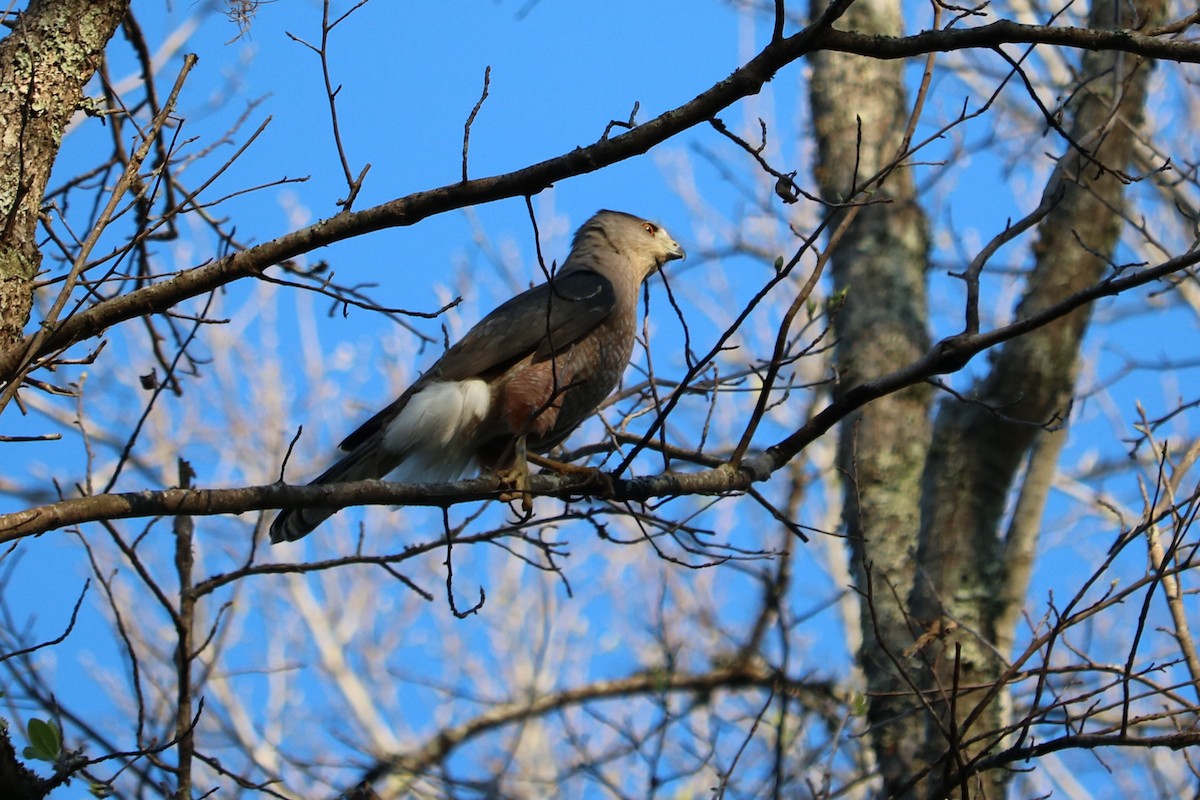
497,437,534,517
497,470,534,518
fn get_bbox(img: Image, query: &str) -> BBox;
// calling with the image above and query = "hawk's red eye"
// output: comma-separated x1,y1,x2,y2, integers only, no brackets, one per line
642,222,658,235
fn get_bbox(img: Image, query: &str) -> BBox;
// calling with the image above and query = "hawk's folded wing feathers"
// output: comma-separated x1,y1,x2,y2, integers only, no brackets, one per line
337,270,615,452
437,269,617,379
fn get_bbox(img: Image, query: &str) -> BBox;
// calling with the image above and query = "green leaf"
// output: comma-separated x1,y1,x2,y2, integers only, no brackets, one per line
25,717,61,762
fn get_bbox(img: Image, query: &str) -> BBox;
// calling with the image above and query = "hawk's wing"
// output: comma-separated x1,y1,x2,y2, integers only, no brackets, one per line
338,269,616,451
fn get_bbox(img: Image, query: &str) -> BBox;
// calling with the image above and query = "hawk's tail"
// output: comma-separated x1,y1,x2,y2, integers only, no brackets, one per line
268,444,383,543
268,380,490,544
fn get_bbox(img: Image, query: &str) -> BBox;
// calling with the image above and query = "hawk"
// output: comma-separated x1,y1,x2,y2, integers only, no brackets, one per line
270,210,685,542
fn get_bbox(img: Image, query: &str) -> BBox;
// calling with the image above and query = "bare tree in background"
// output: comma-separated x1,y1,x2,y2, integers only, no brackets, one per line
1,1,1199,798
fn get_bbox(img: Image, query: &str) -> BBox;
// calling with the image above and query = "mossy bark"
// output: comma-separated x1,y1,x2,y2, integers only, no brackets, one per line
808,0,933,791
913,0,1166,794
0,2,127,796
809,0,1164,796
0,0,128,352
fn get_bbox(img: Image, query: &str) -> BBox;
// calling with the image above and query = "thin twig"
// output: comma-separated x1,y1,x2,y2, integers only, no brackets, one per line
462,65,491,182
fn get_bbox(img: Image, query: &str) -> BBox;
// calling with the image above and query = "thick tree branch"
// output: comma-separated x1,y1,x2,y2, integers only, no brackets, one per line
7,11,1200,384
0,0,855,384
2,247,1195,542
343,663,834,798
821,18,1200,63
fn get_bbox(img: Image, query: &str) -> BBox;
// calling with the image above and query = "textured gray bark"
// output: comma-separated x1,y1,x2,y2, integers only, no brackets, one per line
810,0,1164,796
0,4,129,795
911,0,1166,792
808,0,933,792
0,0,128,351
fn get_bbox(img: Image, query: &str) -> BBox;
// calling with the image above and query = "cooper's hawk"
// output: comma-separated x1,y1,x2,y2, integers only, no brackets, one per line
270,210,685,542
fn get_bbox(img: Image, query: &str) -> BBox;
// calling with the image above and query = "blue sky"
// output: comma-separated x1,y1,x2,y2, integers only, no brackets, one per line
3,2,1197,797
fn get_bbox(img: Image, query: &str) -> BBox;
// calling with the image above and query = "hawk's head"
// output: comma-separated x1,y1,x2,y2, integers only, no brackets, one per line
572,210,685,283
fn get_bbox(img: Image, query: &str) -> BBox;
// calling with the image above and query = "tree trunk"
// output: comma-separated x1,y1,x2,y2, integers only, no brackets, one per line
0,0,128,351
807,0,933,792
0,1,126,794
0,726,44,800
913,0,1167,795
810,0,1167,796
